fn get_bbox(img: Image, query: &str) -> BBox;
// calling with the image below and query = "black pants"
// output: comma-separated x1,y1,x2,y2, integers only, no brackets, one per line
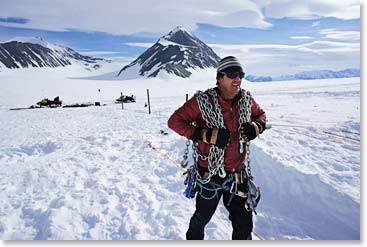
186,173,253,240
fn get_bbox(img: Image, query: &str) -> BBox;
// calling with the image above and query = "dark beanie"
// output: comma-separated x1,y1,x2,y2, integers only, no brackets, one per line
217,56,243,72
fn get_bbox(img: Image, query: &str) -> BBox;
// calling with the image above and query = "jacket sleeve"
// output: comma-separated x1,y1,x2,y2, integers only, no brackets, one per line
251,98,267,122
167,96,202,139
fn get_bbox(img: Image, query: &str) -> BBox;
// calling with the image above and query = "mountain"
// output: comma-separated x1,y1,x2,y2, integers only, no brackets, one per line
245,75,273,82
274,69,360,81
116,26,220,79
0,37,107,71
246,69,360,82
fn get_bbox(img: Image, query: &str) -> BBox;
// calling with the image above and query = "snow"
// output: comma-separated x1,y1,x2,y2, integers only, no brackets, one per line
7,37,50,47
7,36,66,53
158,35,197,48
158,39,179,47
169,26,191,36
0,65,360,240
116,62,143,80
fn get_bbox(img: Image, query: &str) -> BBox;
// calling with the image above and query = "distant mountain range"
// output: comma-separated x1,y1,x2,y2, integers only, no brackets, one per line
115,26,359,81
0,37,108,71
116,26,220,79
0,33,360,82
246,69,360,82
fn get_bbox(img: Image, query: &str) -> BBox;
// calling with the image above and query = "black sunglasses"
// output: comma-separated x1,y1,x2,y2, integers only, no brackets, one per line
220,71,245,79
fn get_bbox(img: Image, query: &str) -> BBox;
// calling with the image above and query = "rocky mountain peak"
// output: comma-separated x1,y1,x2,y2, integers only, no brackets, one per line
116,26,220,79
159,26,200,47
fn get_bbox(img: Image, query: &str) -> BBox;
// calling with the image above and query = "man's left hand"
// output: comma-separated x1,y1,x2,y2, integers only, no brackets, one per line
240,120,266,141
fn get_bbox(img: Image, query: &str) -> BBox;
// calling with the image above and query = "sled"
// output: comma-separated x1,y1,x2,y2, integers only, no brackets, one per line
62,102,94,108
10,105,43,111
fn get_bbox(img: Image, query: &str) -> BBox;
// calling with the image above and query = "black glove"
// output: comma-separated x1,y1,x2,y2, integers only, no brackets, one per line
254,120,266,134
191,127,230,149
240,120,266,141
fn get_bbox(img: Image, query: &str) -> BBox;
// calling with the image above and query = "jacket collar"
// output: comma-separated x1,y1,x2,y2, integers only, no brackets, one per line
215,87,241,108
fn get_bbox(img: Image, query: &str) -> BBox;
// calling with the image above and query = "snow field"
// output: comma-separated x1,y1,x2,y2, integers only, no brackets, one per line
0,67,360,239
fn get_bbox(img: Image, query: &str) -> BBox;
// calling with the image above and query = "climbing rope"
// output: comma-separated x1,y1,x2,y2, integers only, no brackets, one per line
270,123,360,144
144,140,185,172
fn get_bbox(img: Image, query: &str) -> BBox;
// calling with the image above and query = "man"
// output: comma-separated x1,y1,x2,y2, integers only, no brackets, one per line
168,56,267,240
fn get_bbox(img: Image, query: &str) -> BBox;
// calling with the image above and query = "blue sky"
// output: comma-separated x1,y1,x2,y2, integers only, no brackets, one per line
0,0,360,76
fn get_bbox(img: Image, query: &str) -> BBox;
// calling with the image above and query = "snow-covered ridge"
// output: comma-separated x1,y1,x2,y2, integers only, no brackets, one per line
5,36,72,54
246,68,360,82
158,26,200,47
167,26,191,36
7,36,50,47
276,68,360,81
0,36,108,72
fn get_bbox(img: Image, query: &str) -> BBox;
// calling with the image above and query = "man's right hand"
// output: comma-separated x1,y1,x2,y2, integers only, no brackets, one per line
191,127,230,149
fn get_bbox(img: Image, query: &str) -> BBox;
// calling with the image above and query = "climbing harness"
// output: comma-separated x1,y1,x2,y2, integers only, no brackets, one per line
144,139,263,237
196,176,233,200
181,88,261,212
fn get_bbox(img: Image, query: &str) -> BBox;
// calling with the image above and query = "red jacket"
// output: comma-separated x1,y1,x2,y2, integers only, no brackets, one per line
168,87,266,172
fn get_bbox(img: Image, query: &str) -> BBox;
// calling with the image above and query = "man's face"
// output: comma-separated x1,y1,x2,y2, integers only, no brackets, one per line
217,71,242,98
